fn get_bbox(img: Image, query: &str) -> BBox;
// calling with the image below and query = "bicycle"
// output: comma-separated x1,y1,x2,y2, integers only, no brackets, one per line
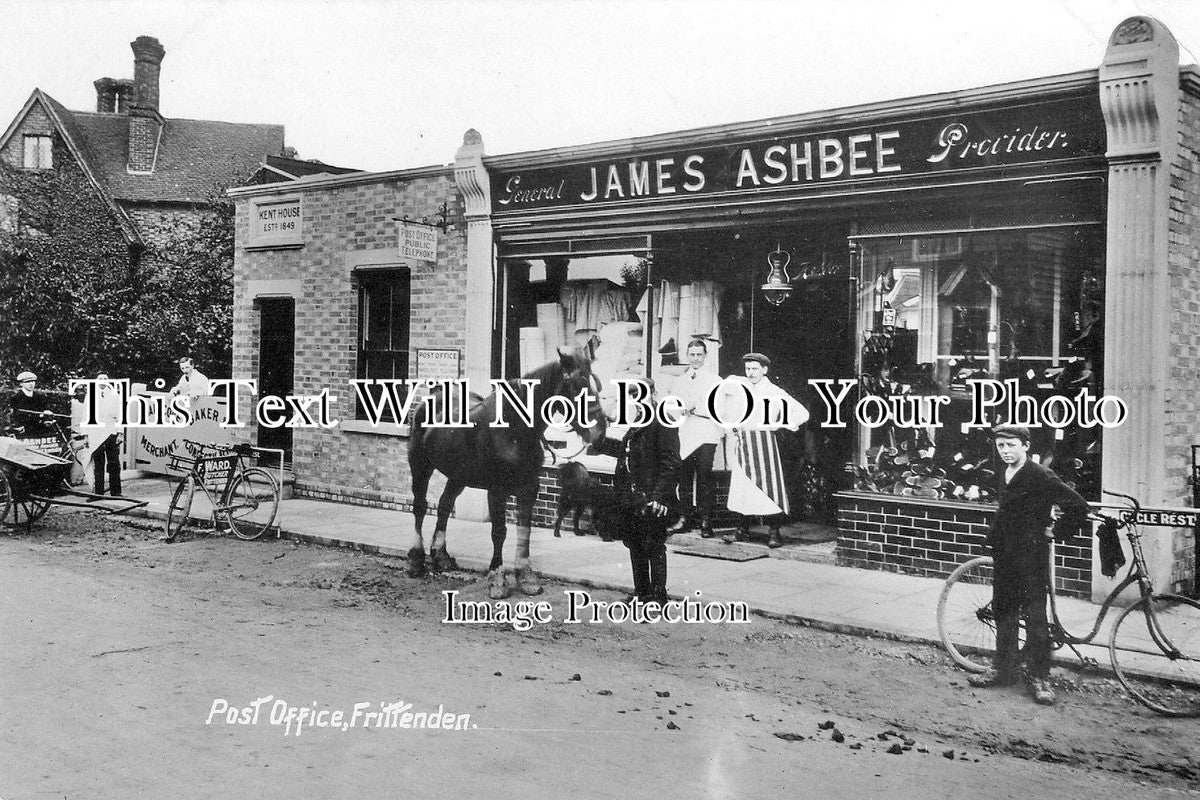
163,440,280,542
937,490,1200,717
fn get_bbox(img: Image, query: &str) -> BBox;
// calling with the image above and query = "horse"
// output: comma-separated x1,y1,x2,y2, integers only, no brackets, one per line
406,348,607,599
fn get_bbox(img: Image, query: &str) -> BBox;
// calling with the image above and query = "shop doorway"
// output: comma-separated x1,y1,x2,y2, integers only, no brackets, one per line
257,297,294,463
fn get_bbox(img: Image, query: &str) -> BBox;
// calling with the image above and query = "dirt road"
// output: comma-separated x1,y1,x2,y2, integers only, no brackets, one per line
1,513,1197,799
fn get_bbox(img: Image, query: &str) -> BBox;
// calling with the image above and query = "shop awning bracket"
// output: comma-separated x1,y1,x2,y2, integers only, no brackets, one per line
393,201,450,233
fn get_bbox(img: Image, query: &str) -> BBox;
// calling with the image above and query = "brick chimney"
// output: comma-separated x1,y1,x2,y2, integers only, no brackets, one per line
128,35,165,173
94,77,117,112
93,77,135,113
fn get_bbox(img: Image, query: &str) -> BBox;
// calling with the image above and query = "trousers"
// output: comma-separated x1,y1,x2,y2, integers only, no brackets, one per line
93,434,121,496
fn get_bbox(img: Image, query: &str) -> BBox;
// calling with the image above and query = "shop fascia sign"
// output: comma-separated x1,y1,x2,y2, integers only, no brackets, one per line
491,95,1105,212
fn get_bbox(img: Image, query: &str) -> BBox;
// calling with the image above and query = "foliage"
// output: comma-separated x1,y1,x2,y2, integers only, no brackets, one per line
126,186,236,383
0,138,239,389
0,147,133,386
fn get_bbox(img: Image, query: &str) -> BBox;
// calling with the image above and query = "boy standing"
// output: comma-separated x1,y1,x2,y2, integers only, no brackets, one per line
969,424,1088,705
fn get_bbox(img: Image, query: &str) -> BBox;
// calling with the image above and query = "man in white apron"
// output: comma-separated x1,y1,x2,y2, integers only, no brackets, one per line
665,339,723,537
720,353,808,548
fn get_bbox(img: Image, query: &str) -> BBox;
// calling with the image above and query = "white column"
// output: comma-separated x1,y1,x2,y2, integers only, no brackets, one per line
1096,16,1180,600
453,129,495,521
454,129,494,389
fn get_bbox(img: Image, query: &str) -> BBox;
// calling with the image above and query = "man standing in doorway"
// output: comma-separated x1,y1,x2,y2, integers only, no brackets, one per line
666,339,723,537
721,353,808,548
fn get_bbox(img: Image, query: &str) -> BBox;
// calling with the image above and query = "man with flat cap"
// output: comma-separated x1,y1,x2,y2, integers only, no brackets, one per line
719,353,808,548
968,423,1088,706
9,370,55,436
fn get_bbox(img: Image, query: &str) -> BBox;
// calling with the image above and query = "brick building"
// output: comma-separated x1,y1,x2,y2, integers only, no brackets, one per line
0,34,288,381
231,17,1200,601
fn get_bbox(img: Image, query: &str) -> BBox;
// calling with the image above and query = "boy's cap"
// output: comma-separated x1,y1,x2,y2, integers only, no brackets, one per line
992,424,1031,444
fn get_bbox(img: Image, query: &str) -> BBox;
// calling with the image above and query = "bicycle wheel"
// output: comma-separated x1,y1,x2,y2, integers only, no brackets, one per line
938,556,1002,672
221,468,279,540
164,477,196,542
1109,594,1200,717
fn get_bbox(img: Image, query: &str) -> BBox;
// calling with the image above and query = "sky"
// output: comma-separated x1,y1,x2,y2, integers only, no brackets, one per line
3,0,1200,173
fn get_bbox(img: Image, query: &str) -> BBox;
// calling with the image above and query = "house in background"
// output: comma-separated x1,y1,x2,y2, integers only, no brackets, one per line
0,35,290,383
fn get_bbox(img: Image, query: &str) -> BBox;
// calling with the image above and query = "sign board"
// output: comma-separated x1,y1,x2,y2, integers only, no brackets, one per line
490,94,1106,213
1122,509,1199,528
249,197,303,248
130,394,236,475
399,222,438,263
416,349,460,382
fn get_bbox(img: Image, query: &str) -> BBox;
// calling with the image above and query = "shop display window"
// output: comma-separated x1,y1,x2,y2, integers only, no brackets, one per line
851,227,1105,501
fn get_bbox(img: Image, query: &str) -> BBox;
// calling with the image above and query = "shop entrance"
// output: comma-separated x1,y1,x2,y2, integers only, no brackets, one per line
497,224,855,528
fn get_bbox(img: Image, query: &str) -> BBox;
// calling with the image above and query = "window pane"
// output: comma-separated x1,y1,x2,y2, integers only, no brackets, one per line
854,227,1105,500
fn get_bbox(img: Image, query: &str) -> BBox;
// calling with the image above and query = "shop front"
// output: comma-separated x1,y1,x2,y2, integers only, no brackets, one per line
455,17,1200,601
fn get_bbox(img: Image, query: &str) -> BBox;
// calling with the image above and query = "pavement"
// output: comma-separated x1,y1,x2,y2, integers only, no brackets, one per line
101,472,1138,673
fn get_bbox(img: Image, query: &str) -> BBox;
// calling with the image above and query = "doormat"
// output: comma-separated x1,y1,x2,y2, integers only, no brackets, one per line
671,540,769,562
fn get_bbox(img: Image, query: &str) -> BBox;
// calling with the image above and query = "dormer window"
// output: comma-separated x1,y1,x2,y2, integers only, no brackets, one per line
23,134,52,169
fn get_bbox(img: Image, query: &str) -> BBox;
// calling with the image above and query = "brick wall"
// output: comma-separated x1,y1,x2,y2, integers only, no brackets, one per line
232,170,467,507
1163,84,1200,594
0,104,53,167
835,492,1093,598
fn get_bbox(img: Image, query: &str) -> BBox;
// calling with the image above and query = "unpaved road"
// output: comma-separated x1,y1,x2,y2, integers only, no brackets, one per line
1,512,1197,799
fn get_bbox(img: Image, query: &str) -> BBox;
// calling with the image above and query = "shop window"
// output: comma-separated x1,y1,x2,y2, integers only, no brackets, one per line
23,134,52,169
355,269,411,422
851,227,1105,501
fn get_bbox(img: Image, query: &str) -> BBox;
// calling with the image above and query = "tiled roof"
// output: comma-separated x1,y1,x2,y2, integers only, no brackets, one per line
67,110,285,204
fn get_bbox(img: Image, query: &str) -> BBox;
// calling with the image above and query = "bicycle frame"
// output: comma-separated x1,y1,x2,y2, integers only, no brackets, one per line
1048,493,1183,659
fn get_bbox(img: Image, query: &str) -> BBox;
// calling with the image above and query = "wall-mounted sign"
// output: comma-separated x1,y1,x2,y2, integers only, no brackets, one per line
490,94,1106,213
248,196,303,248
399,222,439,263
1122,509,1199,528
416,348,460,382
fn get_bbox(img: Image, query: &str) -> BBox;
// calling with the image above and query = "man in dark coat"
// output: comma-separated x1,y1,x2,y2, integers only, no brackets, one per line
601,379,682,605
8,370,55,436
968,424,1089,705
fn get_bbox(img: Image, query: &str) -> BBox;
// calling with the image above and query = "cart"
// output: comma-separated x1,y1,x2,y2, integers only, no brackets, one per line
0,410,147,529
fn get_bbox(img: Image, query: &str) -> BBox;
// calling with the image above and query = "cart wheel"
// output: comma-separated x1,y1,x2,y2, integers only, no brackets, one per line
8,496,51,527
0,470,12,529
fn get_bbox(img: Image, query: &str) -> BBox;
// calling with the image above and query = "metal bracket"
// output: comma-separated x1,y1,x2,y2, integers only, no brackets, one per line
393,201,450,233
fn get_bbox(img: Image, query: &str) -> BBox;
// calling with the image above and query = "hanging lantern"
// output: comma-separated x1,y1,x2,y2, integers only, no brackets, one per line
761,244,793,306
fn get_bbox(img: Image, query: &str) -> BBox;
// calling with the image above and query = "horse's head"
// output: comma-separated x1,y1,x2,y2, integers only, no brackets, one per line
543,347,607,444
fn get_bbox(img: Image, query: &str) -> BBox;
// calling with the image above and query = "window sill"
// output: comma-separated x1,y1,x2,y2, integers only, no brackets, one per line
342,419,409,437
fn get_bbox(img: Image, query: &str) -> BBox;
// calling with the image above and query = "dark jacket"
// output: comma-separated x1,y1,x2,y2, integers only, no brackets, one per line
988,459,1088,607
609,421,682,547
615,421,681,506
987,459,1089,549
8,390,53,434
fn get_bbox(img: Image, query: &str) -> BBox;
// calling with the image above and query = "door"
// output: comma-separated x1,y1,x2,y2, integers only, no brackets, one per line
257,297,295,462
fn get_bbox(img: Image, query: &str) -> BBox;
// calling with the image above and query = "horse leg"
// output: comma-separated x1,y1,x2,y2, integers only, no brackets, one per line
573,505,585,537
513,486,543,596
407,459,433,578
486,489,510,599
429,480,465,573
